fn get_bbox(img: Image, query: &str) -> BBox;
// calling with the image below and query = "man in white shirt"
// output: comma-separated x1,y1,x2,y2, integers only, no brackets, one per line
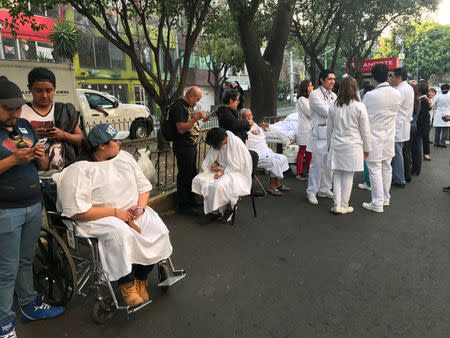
362,64,401,212
305,70,337,205
241,109,290,196
389,67,414,187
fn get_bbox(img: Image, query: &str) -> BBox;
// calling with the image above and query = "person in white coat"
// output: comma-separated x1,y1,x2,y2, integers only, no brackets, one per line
327,77,371,214
192,128,252,223
306,70,337,205
362,64,402,212
241,109,290,196
432,83,450,147
54,124,173,307
295,80,314,181
390,67,414,187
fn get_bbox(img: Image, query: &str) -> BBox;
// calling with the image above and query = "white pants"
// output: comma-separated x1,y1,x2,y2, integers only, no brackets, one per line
366,159,392,206
333,170,354,207
306,151,332,195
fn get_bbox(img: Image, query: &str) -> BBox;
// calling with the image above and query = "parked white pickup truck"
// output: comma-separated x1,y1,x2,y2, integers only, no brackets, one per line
0,59,154,139
77,88,154,139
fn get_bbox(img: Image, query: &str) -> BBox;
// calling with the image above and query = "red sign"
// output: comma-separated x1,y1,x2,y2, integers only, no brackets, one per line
346,57,400,73
0,10,57,42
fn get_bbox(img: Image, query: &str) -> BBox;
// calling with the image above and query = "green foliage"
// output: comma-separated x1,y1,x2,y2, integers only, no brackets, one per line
48,19,81,60
381,21,450,82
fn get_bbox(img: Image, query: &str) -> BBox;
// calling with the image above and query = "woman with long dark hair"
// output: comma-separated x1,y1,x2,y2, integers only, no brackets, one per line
327,77,371,214
295,80,314,180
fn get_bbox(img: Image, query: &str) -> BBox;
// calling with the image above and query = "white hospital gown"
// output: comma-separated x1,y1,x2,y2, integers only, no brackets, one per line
246,124,289,178
192,131,252,214
53,150,172,281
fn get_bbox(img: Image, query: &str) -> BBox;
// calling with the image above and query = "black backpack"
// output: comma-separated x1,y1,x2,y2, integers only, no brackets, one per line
160,100,180,141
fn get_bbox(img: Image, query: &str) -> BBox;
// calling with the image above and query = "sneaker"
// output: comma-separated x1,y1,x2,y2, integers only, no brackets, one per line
0,317,16,338
383,200,390,206
362,202,383,213
208,212,223,222
317,190,333,198
296,173,308,181
442,186,450,193
20,293,64,322
135,279,149,302
340,206,354,214
119,282,143,307
330,204,342,214
358,183,371,191
306,194,318,205
221,208,234,223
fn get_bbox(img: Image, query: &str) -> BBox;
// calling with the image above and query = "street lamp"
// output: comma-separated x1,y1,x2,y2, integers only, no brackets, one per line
319,47,334,69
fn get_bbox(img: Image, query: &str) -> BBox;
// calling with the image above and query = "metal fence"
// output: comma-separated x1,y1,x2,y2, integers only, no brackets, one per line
94,114,287,197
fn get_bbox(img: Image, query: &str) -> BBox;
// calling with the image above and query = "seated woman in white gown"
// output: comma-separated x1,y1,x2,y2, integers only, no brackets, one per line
192,128,252,223
52,124,173,307
241,109,290,196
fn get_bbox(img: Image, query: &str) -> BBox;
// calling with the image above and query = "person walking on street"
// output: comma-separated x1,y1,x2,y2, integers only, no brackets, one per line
0,78,64,338
305,70,336,205
411,82,431,175
362,64,401,213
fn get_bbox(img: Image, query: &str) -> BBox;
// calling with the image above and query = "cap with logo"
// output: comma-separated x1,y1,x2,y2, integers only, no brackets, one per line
0,77,27,109
87,124,120,147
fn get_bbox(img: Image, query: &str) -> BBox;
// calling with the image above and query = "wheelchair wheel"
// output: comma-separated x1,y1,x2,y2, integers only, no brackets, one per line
33,227,77,306
92,295,117,324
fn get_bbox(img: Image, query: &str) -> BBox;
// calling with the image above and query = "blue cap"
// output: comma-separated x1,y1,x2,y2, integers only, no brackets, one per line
87,124,119,147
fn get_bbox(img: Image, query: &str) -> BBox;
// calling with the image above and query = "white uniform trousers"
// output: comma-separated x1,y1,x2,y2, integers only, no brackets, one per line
333,170,354,207
306,151,332,196
366,159,392,206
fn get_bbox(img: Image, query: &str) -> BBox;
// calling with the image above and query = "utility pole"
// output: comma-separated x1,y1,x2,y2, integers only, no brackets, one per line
0,23,5,60
416,46,419,81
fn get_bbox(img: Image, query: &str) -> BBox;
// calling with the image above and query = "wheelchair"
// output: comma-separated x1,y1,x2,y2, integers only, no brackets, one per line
34,191,186,324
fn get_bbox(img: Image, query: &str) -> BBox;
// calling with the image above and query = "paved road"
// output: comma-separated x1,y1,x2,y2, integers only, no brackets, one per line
17,147,450,338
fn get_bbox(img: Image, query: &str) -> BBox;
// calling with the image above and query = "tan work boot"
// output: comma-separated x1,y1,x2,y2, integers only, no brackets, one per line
135,280,149,301
119,282,143,307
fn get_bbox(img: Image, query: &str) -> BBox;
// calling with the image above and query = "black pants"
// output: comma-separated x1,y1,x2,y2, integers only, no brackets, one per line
173,144,198,209
421,124,431,155
118,264,154,285
402,139,412,183
411,128,422,174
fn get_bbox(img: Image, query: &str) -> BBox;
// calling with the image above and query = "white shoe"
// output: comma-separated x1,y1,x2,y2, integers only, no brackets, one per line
340,206,354,214
362,202,383,213
383,200,390,206
306,194,318,205
358,183,371,191
330,204,342,214
317,190,333,198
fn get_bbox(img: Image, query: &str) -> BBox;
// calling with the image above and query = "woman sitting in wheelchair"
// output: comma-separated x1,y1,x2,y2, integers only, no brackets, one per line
52,124,172,307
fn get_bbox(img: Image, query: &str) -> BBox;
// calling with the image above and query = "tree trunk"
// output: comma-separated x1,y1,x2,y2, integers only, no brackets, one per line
229,0,294,122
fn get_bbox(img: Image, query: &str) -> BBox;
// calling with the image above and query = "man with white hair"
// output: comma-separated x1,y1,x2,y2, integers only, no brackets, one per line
241,109,290,196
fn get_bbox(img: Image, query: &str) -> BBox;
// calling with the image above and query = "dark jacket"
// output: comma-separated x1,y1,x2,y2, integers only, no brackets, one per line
54,102,80,163
416,97,431,135
216,105,250,143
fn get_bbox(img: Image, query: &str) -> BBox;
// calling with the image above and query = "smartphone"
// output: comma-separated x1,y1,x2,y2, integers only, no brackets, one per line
46,127,55,132
36,138,47,145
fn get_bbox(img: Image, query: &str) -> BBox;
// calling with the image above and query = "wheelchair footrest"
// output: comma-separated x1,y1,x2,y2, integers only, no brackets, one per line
158,270,186,287
122,300,152,315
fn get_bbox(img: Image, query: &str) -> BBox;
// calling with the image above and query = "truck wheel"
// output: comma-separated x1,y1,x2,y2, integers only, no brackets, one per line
130,120,149,139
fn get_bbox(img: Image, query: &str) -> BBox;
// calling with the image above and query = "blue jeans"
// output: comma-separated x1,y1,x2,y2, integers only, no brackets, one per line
434,127,449,145
391,141,406,184
0,202,41,322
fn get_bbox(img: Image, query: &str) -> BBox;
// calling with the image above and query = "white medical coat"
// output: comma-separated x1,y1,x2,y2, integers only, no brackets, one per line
326,100,372,172
363,82,401,162
307,87,337,154
296,96,312,146
192,131,252,214
432,93,450,127
394,81,415,142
